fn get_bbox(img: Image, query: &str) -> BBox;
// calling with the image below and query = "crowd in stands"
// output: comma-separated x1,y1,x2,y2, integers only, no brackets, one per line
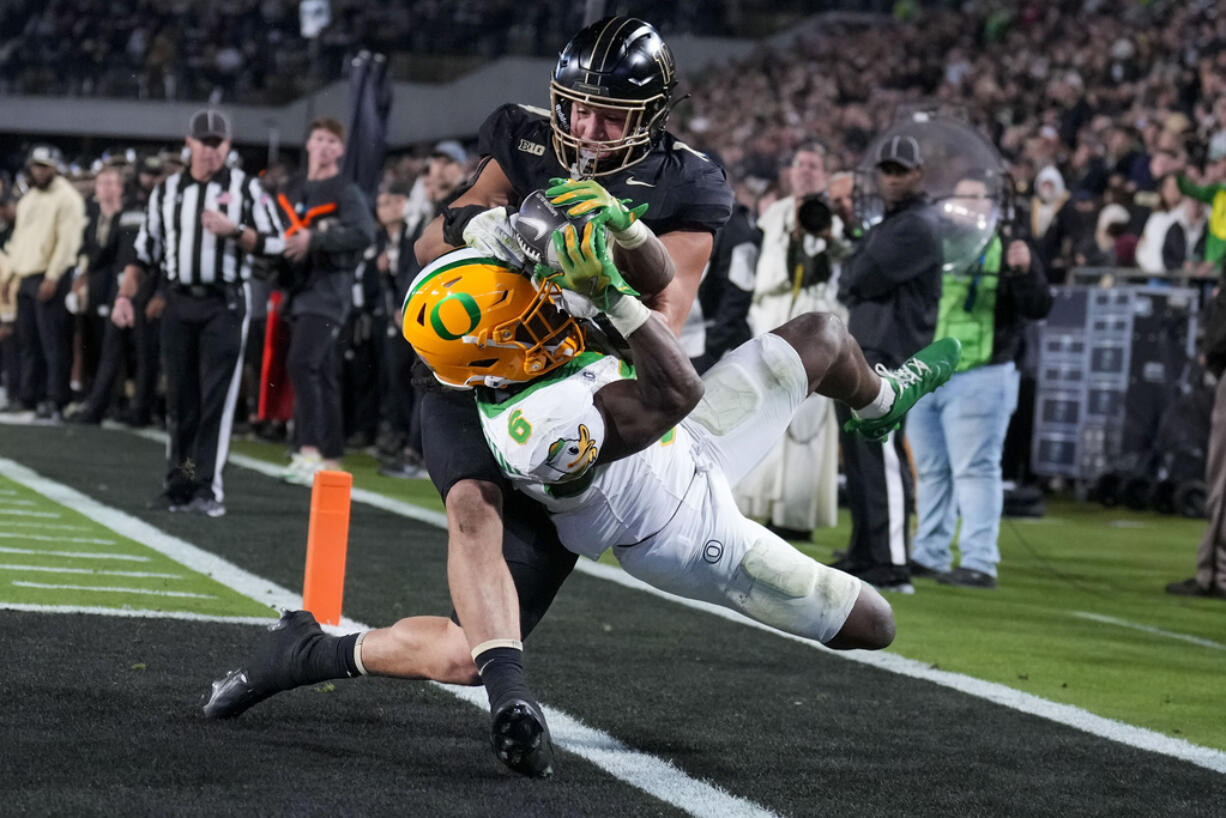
670,0,1226,282
3,0,1226,489
0,0,847,103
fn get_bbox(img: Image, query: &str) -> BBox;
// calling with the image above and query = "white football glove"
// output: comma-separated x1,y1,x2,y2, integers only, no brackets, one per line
461,206,527,267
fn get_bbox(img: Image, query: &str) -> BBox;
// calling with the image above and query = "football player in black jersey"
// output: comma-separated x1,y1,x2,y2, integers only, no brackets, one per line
202,17,733,780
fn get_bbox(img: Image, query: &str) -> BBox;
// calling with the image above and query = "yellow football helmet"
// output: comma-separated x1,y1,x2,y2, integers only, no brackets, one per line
403,249,585,388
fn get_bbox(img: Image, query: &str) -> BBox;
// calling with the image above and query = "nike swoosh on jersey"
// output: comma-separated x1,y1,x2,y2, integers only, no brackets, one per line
624,177,654,187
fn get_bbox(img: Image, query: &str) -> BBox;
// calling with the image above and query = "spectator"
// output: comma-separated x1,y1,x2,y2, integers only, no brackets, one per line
1,145,86,421
907,178,1053,589
736,143,845,541
66,163,160,425
1030,165,1068,240
371,178,432,478
1136,174,1192,274
276,117,376,484
834,135,943,593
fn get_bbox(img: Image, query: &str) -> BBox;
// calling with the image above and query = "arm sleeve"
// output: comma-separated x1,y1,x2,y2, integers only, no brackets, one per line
309,184,376,254
46,190,86,282
243,177,286,256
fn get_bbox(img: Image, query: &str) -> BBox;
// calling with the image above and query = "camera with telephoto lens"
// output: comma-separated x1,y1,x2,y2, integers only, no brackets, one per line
796,193,833,236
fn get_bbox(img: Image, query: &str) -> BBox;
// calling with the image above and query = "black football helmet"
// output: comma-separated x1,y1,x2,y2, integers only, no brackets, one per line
550,17,676,178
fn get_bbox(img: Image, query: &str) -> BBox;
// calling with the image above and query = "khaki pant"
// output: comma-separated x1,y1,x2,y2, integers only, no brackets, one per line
1196,374,1226,592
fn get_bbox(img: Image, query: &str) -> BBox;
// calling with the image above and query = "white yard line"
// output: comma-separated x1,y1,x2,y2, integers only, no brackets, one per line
0,508,61,518
0,531,117,545
2,521,92,531
2,602,276,626
11,580,216,599
0,498,36,506
0,455,777,818
0,564,183,579
0,545,149,561
1073,611,1226,652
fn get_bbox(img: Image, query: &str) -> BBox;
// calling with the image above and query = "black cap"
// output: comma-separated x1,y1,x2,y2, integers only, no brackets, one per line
875,135,923,169
188,109,231,142
139,155,163,174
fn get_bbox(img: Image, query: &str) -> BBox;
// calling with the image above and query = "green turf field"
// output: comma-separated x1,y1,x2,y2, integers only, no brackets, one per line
232,437,1226,750
0,474,274,619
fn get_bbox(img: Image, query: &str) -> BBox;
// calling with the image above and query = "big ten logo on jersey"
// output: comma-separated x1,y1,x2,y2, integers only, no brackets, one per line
518,139,546,156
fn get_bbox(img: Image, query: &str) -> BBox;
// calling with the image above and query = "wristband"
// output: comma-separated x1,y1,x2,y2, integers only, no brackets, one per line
610,218,651,250
604,293,652,337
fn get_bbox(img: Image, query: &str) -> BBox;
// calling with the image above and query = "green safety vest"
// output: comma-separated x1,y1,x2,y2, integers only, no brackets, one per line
935,235,1001,372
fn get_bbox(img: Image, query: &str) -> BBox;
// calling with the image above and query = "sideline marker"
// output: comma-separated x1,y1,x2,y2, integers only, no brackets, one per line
302,470,353,625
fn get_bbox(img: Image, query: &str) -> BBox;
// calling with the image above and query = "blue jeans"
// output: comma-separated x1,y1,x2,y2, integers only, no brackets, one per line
908,362,1019,577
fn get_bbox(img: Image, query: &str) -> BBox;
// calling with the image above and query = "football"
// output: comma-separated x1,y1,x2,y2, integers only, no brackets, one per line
512,188,603,269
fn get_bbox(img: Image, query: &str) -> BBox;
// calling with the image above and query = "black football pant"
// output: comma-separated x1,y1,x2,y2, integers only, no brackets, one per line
836,402,914,582
162,285,248,502
288,312,344,460
16,273,72,410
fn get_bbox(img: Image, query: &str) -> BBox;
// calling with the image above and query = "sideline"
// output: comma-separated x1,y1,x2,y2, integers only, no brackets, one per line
0,455,778,818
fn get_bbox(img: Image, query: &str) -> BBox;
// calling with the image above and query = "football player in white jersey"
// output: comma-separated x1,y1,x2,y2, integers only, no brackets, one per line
403,216,961,649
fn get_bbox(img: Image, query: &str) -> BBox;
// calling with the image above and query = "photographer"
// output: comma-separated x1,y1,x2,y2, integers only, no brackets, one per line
276,118,376,483
736,144,848,541
834,136,944,592
907,177,1052,589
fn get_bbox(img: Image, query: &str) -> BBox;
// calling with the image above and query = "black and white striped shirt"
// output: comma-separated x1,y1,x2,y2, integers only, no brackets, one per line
134,167,285,286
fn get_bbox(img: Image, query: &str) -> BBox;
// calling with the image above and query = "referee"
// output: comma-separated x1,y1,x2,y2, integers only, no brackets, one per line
112,109,285,517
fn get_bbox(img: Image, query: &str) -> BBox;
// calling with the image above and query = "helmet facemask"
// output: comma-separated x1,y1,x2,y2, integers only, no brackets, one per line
550,83,669,178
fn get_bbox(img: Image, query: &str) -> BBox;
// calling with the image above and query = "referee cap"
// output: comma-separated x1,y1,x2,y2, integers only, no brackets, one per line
875,135,923,169
189,109,232,142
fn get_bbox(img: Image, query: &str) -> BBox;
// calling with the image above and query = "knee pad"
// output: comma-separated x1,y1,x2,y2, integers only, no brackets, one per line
732,536,860,644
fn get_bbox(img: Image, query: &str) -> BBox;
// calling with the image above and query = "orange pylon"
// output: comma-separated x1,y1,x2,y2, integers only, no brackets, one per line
302,470,353,625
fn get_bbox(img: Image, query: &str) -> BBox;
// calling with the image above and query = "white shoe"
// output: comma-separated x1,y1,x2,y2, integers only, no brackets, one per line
280,452,321,485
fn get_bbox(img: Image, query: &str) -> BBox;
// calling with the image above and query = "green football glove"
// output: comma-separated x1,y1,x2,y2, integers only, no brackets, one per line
550,220,639,310
546,177,649,233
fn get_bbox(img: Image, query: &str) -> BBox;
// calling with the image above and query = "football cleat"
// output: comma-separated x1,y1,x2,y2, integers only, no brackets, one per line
844,337,961,442
490,698,555,778
202,610,324,719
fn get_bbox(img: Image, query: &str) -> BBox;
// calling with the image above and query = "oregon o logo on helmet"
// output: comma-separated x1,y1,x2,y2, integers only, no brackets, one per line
430,293,482,341
703,540,723,564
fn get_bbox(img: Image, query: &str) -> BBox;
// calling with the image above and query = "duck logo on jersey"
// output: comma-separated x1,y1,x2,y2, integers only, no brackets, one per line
545,424,598,480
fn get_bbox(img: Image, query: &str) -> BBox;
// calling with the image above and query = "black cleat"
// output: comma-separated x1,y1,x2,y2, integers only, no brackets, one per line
203,610,324,719
490,698,555,778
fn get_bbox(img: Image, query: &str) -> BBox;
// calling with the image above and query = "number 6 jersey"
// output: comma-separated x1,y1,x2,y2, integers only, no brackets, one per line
476,351,698,560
